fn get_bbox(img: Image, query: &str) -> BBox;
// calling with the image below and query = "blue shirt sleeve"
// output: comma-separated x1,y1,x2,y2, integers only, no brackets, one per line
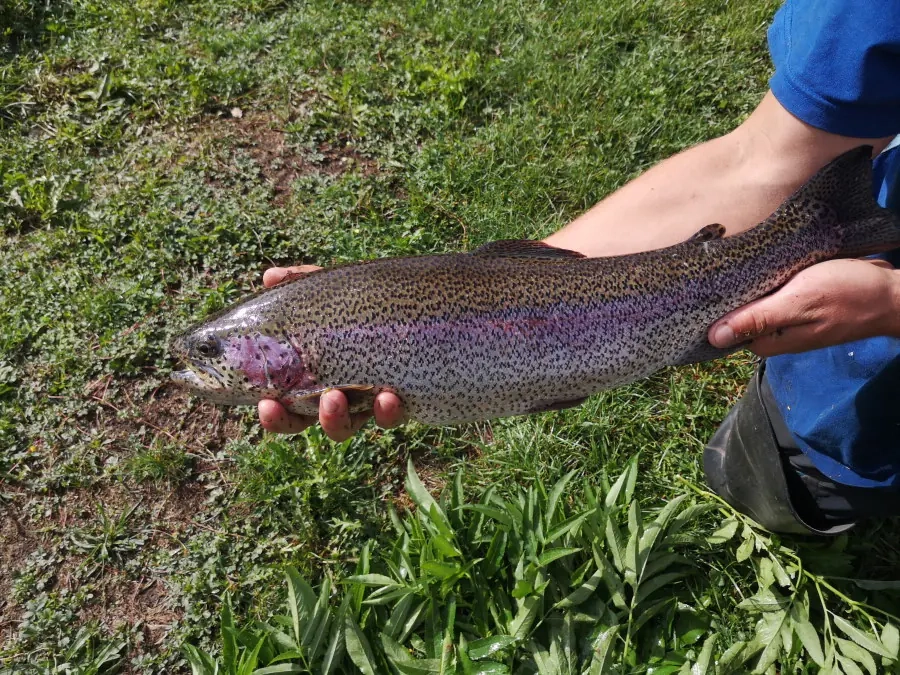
768,0,900,138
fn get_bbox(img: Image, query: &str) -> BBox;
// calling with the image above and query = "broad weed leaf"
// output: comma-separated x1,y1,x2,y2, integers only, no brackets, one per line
834,616,895,658
584,625,618,675
461,504,513,528
706,518,739,544
791,615,825,666
881,622,900,658
835,637,877,675
252,664,306,674
537,547,581,568
837,653,866,675
406,458,451,531
605,518,624,573
546,469,578,529
285,568,316,646
467,635,518,660
737,588,789,613
604,458,637,510
752,611,788,673
555,567,604,610
691,633,716,675
347,573,400,587
735,535,754,562
344,615,378,675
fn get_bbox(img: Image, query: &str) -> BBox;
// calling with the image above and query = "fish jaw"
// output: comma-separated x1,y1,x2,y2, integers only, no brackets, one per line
170,365,265,406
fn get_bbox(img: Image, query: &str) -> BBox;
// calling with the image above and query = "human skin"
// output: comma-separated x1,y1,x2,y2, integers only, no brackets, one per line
258,91,900,438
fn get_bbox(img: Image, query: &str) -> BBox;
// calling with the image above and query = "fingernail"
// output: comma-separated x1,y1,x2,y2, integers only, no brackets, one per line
322,392,339,414
712,323,737,347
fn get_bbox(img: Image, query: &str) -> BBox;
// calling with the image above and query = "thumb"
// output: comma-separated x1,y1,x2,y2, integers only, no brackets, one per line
709,302,787,348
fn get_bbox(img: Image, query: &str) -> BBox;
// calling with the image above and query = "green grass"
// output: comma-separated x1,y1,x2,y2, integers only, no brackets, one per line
2,0,899,672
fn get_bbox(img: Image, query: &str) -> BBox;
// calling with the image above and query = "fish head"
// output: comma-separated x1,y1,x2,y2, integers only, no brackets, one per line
170,314,316,406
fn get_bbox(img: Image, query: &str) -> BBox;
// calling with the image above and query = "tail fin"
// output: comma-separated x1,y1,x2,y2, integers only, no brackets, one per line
794,145,900,257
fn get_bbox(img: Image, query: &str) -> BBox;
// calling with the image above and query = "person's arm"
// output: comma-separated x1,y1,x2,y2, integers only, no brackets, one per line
544,92,894,255
259,92,895,438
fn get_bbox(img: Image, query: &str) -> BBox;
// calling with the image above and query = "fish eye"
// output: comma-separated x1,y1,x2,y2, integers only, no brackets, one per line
194,337,222,359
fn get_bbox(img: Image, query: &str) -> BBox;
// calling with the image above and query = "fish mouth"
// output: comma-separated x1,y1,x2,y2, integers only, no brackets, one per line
170,362,226,391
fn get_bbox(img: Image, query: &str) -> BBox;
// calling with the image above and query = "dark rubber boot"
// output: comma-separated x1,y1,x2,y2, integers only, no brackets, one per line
703,366,856,536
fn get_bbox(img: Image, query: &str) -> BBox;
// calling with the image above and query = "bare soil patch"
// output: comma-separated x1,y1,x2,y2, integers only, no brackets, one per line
193,107,379,205
86,376,248,458
0,496,40,636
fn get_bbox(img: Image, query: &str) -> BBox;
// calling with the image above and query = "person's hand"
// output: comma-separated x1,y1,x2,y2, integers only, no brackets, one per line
256,265,406,440
708,259,900,357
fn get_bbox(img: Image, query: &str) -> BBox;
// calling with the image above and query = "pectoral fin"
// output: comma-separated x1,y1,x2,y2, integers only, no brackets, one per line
686,224,726,243
670,337,743,366
284,384,379,416
525,396,588,414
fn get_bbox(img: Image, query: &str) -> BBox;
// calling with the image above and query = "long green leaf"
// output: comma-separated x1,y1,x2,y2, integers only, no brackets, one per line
605,518,624,573
834,616,895,658
440,595,457,675
545,510,591,544
221,599,237,673
285,568,316,647
467,635,518,661
510,594,541,640
183,644,218,675
882,622,900,658
537,547,581,568
633,571,688,607
605,458,637,509
546,469,578,528
252,665,306,674
406,458,450,531
586,625,618,675
344,616,378,675
836,637,877,675
790,599,825,667
347,573,401,587
753,610,788,673
381,633,441,675
556,567,603,609
320,598,348,675
462,504,513,528
692,633,716,675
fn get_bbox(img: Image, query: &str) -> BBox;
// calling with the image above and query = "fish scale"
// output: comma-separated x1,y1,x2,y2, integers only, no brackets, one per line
171,146,900,425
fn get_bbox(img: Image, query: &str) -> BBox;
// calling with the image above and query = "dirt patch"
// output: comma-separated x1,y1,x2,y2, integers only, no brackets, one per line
0,477,209,652
0,497,40,635
78,573,178,648
85,376,248,459
193,108,379,205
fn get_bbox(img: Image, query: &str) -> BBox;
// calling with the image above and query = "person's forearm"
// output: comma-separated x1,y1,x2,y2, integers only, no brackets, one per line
545,92,894,257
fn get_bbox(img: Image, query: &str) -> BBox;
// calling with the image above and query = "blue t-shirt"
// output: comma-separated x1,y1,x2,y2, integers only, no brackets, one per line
764,0,900,488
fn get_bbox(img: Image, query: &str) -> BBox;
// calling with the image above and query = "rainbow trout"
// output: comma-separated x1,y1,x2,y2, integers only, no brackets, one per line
171,146,900,424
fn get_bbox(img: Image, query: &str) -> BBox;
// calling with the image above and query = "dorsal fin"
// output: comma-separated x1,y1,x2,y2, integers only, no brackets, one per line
687,223,726,243
471,239,585,260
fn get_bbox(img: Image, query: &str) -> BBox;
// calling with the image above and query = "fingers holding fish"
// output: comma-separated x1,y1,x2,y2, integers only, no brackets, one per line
257,389,405,439
373,391,406,429
263,265,323,288
258,399,315,434
708,259,900,356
